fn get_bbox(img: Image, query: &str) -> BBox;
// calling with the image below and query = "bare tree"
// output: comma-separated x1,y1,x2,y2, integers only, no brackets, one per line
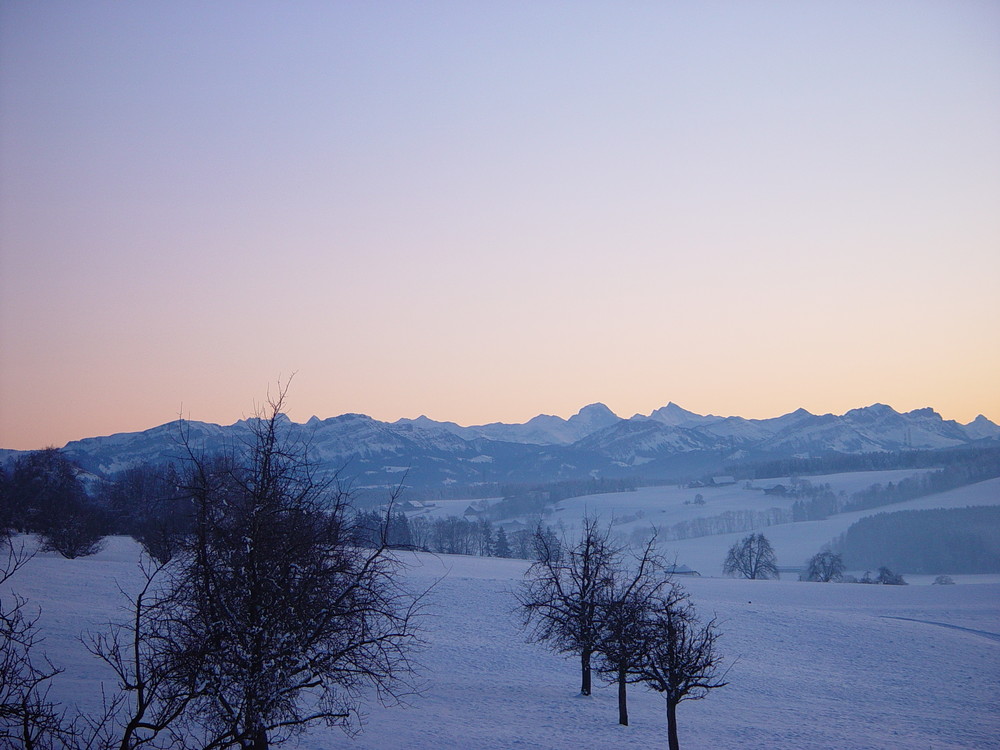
83,557,201,750
805,551,844,582
103,463,191,564
0,540,74,749
474,518,493,557
635,594,728,750
723,533,778,580
38,508,106,560
875,566,906,585
165,386,423,749
592,536,672,726
10,449,105,559
0,466,13,537
517,517,619,696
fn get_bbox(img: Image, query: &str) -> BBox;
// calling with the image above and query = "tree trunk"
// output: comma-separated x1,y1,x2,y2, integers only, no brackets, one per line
580,648,592,696
666,699,679,750
617,667,628,726
244,726,268,750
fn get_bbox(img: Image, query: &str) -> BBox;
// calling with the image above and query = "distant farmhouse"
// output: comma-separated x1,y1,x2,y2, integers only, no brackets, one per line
668,564,701,576
401,500,427,512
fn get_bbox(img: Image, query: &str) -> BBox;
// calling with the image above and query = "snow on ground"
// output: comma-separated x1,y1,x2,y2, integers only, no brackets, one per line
547,473,1000,578
664,477,1000,578
399,496,503,520
553,469,943,532
5,538,999,749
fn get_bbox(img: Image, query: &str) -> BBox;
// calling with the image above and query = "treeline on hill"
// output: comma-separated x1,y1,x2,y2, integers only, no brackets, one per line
363,477,639,506
325,478,636,560
637,507,791,545
0,449,561,563
731,444,1000,481
374,481,502,503
488,478,637,520
834,506,1000,574
786,447,1000,521
353,510,556,560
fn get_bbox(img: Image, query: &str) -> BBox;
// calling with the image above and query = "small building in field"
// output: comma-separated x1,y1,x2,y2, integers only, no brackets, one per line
668,564,701,576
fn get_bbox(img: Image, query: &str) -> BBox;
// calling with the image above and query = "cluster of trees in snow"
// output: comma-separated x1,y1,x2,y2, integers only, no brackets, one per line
517,519,727,750
0,388,422,749
0,450,578,566
0,447,203,564
799,551,907,585
487,478,636,521
353,510,557,560
790,470,983,522
649,507,791,543
0,448,107,559
787,451,1000,522
789,481,843,521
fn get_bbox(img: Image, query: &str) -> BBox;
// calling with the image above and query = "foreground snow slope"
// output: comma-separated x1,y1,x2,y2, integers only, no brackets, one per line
7,538,999,749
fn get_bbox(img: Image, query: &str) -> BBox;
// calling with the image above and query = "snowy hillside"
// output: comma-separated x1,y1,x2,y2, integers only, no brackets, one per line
548,472,1000,578
6,538,999,749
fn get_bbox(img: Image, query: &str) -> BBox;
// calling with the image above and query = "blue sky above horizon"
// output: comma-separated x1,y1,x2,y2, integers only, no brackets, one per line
2,1,998,450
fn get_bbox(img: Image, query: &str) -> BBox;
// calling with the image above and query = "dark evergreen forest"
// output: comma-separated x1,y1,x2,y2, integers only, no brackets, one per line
835,506,1000,573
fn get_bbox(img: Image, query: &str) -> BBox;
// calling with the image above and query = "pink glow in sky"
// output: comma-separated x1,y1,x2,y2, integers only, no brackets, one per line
1,2,999,450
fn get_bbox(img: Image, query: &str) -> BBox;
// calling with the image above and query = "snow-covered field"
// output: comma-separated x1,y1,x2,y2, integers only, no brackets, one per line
552,472,1000,579
6,536,999,749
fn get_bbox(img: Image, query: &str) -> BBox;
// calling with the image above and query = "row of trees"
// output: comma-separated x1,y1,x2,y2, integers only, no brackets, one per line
1,449,571,565
0,448,107,559
488,478,636,521
517,519,726,750
776,448,1000,522
353,510,559,561
649,508,790,544
1,389,423,749
724,540,909,585
802,551,907,584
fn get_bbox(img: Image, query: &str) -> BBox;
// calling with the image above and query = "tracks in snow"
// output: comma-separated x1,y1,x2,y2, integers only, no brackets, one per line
881,616,1000,643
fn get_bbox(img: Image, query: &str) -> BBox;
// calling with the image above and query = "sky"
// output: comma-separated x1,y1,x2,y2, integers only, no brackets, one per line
1,1,998,450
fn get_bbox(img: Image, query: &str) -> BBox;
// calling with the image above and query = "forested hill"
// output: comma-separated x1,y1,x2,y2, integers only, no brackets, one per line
836,506,1000,574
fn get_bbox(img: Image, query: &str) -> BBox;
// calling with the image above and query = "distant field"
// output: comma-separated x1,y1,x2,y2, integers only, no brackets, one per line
399,469,1000,577
461,470,995,577
662,476,1000,578
405,468,941,525
6,539,999,749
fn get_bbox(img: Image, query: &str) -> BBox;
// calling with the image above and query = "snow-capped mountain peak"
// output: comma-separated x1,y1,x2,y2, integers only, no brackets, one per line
646,402,720,427
964,414,1000,440
16,400,996,496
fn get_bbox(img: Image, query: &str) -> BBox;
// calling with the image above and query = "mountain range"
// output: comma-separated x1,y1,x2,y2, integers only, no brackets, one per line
7,403,997,497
